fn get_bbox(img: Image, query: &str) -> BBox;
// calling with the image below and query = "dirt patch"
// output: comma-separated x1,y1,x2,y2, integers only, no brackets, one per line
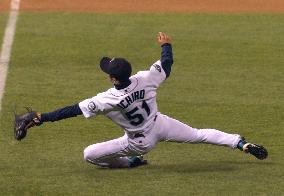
0,0,10,12
1,0,284,13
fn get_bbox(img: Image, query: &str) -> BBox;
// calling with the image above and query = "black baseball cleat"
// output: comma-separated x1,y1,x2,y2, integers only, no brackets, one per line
237,138,268,160
128,155,148,168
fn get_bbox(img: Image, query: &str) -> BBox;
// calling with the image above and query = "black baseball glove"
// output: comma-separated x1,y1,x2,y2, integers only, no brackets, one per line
14,108,42,140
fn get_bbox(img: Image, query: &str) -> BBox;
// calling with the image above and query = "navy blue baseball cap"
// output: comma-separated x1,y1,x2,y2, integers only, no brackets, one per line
100,57,132,82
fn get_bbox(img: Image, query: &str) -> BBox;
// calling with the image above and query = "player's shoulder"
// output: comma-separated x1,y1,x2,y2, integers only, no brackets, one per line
95,88,113,99
150,60,162,73
134,60,162,78
133,70,148,78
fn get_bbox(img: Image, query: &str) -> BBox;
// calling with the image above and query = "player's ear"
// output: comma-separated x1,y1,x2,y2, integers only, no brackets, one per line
109,76,120,85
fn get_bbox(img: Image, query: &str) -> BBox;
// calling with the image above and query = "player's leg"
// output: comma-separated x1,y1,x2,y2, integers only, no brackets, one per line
155,113,267,159
156,114,241,148
83,135,130,168
83,134,146,168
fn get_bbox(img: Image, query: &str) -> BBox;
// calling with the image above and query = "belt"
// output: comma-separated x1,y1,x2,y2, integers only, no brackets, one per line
134,133,145,138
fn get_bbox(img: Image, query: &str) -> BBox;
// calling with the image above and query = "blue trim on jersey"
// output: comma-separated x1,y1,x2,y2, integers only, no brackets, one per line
161,43,173,78
40,103,82,122
114,79,131,90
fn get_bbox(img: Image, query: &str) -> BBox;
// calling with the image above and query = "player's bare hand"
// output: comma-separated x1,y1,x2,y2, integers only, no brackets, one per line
157,32,171,46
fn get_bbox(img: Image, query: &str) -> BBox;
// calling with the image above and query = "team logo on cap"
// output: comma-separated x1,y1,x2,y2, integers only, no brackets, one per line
153,64,161,73
88,101,96,113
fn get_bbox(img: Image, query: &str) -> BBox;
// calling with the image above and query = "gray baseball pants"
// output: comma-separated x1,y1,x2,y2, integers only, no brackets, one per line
83,112,241,168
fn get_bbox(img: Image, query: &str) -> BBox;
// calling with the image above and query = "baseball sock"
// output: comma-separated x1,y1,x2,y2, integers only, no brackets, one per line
237,138,247,151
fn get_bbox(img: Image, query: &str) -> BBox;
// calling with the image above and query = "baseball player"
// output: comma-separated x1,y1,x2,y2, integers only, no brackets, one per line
14,32,268,168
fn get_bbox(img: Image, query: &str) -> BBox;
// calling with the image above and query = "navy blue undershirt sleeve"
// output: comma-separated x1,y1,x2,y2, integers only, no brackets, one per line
40,103,82,122
160,43,173,78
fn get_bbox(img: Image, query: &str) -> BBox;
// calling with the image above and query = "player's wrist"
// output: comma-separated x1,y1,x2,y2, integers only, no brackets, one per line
36,112,42,122
161,43,171,47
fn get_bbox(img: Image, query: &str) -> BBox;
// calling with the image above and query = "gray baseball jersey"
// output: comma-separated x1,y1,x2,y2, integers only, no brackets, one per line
79,60,165,134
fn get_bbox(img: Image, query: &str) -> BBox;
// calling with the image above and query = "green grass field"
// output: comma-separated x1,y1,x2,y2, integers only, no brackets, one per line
0,13,283,195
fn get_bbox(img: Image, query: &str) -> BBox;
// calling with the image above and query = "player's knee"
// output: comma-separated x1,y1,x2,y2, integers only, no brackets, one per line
83,146,96,162
187,128,207,143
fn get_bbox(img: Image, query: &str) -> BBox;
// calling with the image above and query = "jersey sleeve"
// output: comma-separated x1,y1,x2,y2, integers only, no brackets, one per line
145,60,167,88
78,92,114,118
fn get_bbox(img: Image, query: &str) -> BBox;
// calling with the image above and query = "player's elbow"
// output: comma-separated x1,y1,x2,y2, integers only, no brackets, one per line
161,59,173,78
162,64,172,78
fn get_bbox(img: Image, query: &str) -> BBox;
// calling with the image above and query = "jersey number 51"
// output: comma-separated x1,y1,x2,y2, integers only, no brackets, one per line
125,100,150,126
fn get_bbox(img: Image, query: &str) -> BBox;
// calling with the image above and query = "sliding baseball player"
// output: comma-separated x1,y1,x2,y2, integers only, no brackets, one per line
14,32,267,168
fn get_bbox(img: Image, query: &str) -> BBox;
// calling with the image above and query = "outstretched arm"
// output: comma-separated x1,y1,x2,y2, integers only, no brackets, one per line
14,104,83,140
157,32,173,78
39,103,82,122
